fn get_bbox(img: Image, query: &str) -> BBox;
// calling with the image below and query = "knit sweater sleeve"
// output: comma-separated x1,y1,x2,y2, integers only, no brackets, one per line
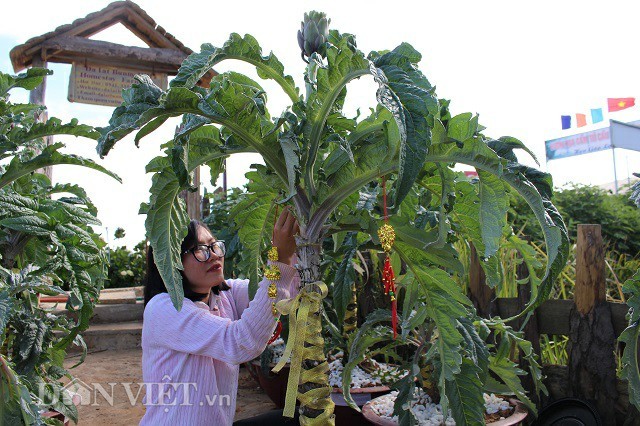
144,261,298,365
230,260,300,318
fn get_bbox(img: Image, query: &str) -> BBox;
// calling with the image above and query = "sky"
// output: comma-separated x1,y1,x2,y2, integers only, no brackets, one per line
2,0,640,249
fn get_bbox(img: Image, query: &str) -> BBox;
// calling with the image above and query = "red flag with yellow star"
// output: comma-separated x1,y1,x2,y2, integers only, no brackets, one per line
608,97,635,112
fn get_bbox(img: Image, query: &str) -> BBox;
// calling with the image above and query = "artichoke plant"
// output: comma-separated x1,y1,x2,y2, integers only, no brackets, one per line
97,12,569,425
0,68,119,424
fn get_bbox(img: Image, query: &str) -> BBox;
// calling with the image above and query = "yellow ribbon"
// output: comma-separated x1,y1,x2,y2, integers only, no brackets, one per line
272,281,335,424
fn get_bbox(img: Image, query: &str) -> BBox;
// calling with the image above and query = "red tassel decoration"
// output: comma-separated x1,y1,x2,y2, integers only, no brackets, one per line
267,320,283,345
378,176,398,339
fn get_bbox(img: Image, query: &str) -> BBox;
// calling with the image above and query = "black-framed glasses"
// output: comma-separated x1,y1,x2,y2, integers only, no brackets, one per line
183,241,226,262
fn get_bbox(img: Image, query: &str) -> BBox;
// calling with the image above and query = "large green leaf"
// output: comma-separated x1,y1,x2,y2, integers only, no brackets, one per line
97,73,288,185
171,33,299,102
333,232,358,329
229,167,279,298
279,131,300,202
371,43,438,208
389,215,464,274
451,180,502,287
7,117,99,145
342,309,392,410
0,142,121,189
303,32,370,195
445,359,485,426
97,77,198,156
394,240,472,416
477,169,508,258
488,354,535,414
424,139,570,314
145,167,190,311
0,68,52,97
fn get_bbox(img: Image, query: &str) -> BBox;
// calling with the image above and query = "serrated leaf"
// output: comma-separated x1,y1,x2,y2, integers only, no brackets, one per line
445,359,485,426
342,310,392,410
478,169,508,258
447,113,477,143
0,67,52,96
279,131,299,201
171,34,299,102
372,43,437,207
8,117,99,145
0,142,121,189
145,167,190,311
333,233,358,329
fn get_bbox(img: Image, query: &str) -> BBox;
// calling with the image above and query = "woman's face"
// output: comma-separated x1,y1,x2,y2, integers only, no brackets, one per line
181,226,225,294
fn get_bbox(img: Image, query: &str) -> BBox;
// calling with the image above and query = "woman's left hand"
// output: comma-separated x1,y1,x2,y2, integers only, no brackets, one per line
272,206,299,266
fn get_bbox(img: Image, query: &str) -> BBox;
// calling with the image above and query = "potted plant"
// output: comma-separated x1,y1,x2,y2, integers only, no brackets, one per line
97,11,569,424
0,68,119,424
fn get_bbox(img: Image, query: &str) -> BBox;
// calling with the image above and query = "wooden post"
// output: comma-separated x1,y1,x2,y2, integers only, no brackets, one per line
180,166,201,220
468,243,497,318
568,224,617,424
29,56,53,182
515,237,541,406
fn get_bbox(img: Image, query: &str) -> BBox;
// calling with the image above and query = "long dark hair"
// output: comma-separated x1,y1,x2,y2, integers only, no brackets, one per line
143,220,230,306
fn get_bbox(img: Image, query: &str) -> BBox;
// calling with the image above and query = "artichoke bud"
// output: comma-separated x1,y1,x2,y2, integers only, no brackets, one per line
298,11,330,62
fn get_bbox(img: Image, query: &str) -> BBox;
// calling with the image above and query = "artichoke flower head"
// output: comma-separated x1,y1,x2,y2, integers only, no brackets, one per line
297,11,330,62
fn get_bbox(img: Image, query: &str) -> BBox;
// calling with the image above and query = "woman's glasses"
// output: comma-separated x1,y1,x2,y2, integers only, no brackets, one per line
184,241,226,262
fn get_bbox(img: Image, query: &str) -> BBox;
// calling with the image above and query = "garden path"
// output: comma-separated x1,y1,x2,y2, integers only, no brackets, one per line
62,348,276,424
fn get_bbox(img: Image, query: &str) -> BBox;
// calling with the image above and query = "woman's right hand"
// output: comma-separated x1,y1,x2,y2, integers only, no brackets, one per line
272,207,299,266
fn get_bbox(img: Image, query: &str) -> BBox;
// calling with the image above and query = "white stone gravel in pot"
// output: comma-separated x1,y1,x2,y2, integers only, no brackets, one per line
362,389,528,426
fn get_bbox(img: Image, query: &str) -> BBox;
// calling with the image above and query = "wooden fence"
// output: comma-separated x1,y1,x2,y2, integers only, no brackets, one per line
469,224,638,425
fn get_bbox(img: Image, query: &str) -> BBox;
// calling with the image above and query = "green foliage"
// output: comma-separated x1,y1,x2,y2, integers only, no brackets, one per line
619,179,640,411
510,183,640,257
97,18,568,422
106,240,146,289
0,68,116,424
620,270,640,410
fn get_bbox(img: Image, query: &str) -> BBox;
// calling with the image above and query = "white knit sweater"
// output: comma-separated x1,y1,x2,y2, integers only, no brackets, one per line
140,261,299,425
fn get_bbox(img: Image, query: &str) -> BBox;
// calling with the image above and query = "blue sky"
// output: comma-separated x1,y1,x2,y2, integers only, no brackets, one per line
2,0,640,248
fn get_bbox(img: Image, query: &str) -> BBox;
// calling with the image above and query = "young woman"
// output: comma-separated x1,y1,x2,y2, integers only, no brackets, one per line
140,207,300,425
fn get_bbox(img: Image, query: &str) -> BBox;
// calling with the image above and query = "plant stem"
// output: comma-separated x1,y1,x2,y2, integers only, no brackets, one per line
295,234,335,423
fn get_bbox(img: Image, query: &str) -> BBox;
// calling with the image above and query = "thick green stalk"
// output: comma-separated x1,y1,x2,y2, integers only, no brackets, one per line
295,234,335,424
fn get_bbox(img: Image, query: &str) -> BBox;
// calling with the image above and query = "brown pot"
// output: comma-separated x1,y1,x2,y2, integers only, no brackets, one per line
362,397,528,426
249,361,392,426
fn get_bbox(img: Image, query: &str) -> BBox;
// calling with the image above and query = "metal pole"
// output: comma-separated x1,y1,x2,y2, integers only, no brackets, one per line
612,147,618,194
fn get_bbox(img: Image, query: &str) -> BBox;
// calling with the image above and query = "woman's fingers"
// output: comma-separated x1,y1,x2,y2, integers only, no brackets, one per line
283,209,296,233
275,206,288,229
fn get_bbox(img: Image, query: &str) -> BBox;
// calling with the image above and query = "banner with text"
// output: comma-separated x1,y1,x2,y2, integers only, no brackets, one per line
545,120,640,160
68,62,167,107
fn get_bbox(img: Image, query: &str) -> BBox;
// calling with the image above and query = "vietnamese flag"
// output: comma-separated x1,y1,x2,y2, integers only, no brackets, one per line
608,97,635,112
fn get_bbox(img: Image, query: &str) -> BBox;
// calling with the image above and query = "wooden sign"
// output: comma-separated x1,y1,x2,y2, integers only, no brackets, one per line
68,62,167,107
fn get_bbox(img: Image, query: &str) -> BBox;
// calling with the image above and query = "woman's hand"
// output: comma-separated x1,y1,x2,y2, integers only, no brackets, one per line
272,206,299,266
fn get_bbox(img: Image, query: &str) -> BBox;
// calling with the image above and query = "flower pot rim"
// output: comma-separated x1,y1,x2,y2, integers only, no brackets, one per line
362,395,528,425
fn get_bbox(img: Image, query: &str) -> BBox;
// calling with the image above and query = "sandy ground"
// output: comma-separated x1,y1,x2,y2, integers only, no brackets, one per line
62,348,277,425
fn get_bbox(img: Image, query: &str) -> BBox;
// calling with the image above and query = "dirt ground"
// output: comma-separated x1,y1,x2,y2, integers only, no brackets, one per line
62,348,277,425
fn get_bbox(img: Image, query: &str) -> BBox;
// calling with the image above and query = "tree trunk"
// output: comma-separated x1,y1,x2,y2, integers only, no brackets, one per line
295,234,335,425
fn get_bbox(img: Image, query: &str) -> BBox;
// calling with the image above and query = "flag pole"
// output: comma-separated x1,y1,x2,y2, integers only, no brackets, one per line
612,147,619,194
